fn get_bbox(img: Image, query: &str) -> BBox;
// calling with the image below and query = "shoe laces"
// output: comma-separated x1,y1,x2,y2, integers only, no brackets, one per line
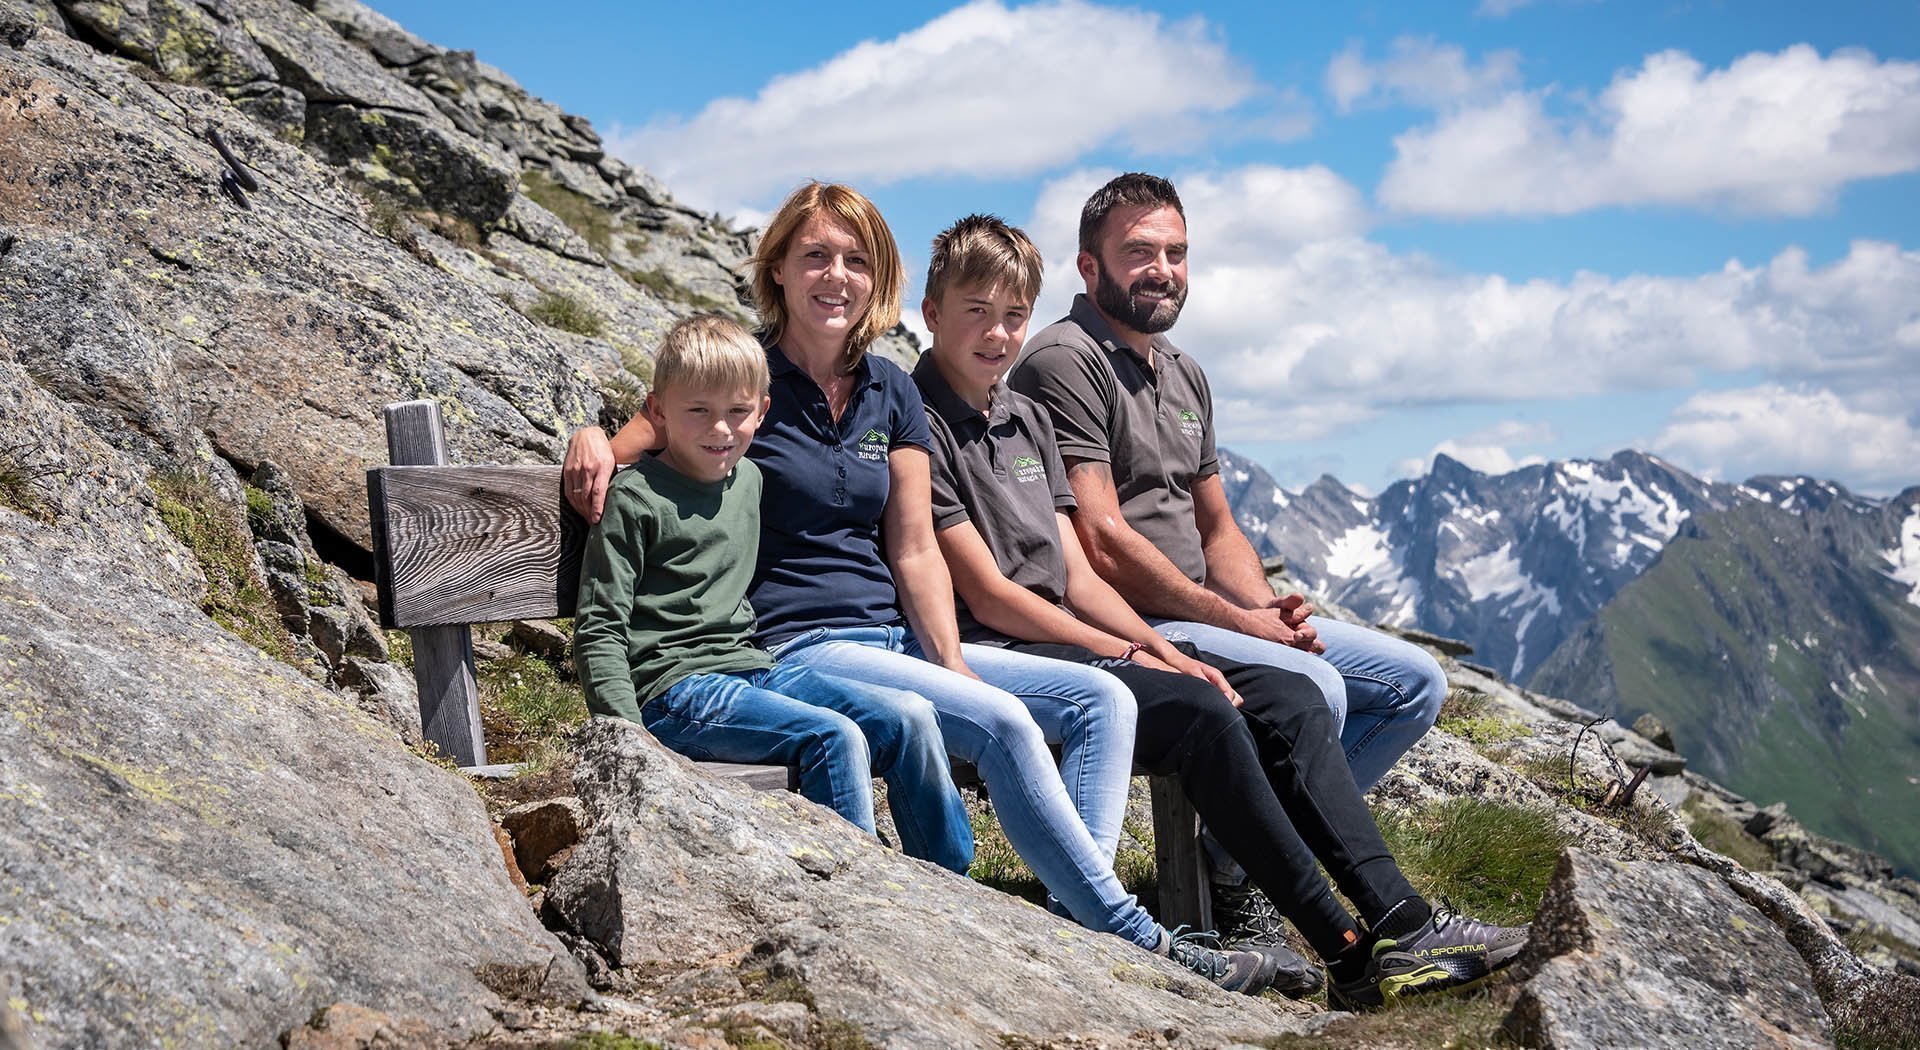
1165,925,1231,981
1214,883,1288,946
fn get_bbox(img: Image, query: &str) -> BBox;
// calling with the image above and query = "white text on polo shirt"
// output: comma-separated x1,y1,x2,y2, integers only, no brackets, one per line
1177,409,1203,439
858,428,891,461
1012,455,1046,484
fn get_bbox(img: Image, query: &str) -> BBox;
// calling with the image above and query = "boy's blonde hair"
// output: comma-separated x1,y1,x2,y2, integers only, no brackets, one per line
749,181,904,372
650,314,770,397
925,214,1044,306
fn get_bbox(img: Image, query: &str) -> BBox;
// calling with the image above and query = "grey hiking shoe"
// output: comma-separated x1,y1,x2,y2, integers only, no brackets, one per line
1328,942,1453,1011
1159,926,1278,996
1209,880,1325,997
1392,897,1529,987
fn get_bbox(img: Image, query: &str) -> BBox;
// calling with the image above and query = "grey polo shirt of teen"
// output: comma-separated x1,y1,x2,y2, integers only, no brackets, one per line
912,356,1078,645
1010,293,1219,585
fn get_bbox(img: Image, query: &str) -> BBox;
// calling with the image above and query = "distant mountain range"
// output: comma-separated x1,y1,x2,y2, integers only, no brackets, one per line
1220,448,1920,876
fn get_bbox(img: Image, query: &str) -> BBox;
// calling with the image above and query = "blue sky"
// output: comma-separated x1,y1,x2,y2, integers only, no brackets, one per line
371,0,1920,495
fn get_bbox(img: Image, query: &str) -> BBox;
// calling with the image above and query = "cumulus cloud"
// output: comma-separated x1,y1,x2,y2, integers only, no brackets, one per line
1395,421,1556,478
1024,167,1920,462
1654,386,1920,491
1379,45,1920,216
606,0,1269,215
1325,37,1521,113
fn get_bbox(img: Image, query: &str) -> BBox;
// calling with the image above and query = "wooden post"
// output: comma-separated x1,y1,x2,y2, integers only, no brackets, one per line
381,400,486,768
1150,777,1213,933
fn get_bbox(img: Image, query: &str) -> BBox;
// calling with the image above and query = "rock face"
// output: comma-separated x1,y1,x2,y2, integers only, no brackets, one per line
1507,850,1831,1049
0,523,588,1049
545,718,1311,1049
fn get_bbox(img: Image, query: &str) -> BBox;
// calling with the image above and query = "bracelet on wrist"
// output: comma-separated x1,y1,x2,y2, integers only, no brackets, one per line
1118,641,1147,663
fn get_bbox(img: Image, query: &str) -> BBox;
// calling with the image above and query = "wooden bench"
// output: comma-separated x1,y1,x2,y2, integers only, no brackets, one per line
365,399,1212,929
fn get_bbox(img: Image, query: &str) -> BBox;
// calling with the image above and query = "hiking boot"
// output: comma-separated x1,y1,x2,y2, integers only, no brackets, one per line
1328,943,1453,1011
1391,898,1529,986
1159,926,1277,996
1208,880,1324,997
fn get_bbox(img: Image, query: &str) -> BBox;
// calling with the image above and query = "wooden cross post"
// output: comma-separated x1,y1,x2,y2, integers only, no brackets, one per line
373,400,486,767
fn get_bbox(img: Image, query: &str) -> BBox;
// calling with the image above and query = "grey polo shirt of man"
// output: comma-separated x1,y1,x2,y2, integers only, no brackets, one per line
912,356,1078,645
1010,292,1219,585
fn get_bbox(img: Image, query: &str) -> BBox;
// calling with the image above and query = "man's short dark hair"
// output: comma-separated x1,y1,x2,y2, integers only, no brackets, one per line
1078,173,1184,257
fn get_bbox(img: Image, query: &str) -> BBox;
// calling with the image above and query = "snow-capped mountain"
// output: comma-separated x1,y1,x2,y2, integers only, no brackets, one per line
1221,449,1727,681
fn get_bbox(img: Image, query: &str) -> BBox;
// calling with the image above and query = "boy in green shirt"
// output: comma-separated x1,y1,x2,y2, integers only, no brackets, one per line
573,315,959,842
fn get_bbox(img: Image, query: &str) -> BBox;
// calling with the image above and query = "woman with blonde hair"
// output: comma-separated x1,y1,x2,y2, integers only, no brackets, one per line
564,182,1286,995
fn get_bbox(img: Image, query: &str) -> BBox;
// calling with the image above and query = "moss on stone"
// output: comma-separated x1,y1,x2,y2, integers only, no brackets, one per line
525,292,608,338
151,472,295,663
521,171,611,256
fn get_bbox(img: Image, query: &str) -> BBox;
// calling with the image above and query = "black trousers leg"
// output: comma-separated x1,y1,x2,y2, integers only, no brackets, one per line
1198,652,1420,924
1000,642,1362,958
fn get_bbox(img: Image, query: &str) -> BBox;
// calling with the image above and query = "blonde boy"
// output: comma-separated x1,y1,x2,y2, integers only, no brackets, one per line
573,315,901,835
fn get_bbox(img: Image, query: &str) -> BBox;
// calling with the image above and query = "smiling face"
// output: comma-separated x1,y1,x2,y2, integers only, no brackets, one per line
925,280,1032,405
645,382,769,483
771,213,875,349
1080,203,1189,336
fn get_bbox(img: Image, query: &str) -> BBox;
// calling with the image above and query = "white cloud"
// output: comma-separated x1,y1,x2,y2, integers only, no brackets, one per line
606,0,1262,215
1380,45,1920,216
1325,37,1521,113
1024,167,1920,468
1654,385,1920,491
1395,422,1556,477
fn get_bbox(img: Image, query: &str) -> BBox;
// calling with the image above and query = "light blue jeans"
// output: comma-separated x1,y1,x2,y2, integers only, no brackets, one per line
772,625,1160,950
644,662,973,874
1149,617,1446,790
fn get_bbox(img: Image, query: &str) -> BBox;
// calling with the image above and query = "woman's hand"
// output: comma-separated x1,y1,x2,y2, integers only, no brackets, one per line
1170,652,1243,707
563,425,617,523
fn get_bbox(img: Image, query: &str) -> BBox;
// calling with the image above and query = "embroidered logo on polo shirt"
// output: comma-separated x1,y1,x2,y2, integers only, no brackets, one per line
1012,454,1045,484
1177,409,1203,438
857,428,890,461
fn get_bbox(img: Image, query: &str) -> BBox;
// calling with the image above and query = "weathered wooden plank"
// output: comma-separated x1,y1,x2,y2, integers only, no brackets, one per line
383,400,486,767
370,464,585,628
1150,777,1213,933
701,762,801,792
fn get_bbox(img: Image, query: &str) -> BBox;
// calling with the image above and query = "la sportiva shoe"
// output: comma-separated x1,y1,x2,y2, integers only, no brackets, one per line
1391,897,1529,986
1327,942,1453,1011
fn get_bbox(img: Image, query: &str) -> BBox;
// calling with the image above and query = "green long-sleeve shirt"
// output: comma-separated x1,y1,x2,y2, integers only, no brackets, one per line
572,456,772,722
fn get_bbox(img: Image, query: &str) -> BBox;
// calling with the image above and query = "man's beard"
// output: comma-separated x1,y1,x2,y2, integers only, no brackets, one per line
1093,261,1186,334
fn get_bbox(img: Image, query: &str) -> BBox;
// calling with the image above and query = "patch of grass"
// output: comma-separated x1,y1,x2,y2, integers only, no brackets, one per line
600,371,650,431
522,171,612,256
384,628,415,670
562,1034,665,1050
1512,753,1679,847
1115,799,1157,893
152,471,297,662
1437,689,1531,748
526,292,608,338
1681,797,1773,871
478,651,589,762
1262,987,1516,1049
809,1017,875,1050
242,484,277,535
1376,798,1569,926
622,265,737,313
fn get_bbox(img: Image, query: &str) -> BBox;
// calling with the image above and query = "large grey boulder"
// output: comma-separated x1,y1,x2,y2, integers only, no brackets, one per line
545,717,1310,1049
1506,850,1831,1049
0,523,587,1049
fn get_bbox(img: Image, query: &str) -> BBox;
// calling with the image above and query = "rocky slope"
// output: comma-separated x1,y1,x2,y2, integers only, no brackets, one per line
4,1,1920,1046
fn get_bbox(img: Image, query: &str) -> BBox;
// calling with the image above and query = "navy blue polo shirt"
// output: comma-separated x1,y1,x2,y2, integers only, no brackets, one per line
746,344,933,646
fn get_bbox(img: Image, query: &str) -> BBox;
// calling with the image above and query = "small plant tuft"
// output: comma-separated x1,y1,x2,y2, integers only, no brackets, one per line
521,171,612,255
1438,689,1531,748
478,649,589,762
1376,798,1569,925
152,471,297,662
0,441,60,521
562,1034,666,1050
526,292,609,338
1682,797,1774,871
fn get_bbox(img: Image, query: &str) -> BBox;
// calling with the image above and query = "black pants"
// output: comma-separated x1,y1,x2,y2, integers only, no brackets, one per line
1004,641,1419,960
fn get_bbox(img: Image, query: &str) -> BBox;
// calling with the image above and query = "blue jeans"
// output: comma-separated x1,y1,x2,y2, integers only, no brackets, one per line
1148,618,1446,790
773,625,1159,950
644,663,973,873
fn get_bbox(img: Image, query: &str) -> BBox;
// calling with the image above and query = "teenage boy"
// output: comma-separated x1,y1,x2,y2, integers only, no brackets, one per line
573,315,969,854
1010,173,1450,940
914,215,1528,1008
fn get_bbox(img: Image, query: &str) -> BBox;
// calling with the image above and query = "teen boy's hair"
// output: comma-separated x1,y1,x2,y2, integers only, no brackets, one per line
1078,173,1184,256
925,214,1044,306
749,181,904,372
650,314,770,397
